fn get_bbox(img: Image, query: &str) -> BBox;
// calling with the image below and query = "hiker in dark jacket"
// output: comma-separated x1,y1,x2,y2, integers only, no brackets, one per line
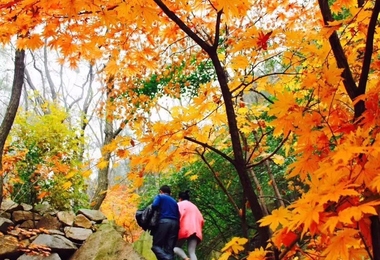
151,185,180,260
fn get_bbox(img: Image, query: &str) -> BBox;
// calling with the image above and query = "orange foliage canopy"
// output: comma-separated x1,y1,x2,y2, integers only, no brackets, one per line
2,0,380,259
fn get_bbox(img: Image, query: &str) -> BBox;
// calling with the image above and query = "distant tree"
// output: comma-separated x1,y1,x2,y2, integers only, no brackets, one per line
0,49,24,206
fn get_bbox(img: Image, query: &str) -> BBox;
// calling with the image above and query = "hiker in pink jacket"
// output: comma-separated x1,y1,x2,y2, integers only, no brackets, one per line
174,190,204,260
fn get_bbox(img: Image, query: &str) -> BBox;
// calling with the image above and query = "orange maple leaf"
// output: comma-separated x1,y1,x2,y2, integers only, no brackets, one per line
258,206,290,231
247,247,268,260
116,149,128,158
257,31,272,50
37,191,49,200
323,228,359,260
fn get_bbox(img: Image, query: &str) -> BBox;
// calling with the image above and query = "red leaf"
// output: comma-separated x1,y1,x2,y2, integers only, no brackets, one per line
257,31,273,50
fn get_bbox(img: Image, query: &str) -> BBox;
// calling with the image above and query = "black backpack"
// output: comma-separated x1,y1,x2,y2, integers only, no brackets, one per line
135,204,159,231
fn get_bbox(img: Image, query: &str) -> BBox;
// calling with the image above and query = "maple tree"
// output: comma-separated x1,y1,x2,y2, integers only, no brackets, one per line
1,0,380,259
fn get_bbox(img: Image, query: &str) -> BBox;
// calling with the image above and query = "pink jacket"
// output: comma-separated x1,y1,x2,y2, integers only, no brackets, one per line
178,200,204,241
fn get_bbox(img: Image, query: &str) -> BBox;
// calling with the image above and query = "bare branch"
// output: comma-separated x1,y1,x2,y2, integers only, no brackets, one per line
43,43,56,100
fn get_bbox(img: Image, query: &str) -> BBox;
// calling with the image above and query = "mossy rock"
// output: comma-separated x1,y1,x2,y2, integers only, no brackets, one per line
133,231,156,260
70,223,145,260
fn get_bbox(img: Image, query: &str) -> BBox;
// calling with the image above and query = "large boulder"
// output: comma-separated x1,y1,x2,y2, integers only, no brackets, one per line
133,231,156,260
70,223,145,260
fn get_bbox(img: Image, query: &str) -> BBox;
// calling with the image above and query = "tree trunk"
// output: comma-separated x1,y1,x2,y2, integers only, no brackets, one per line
90,77,115,210
209,52,271,249
90,106,113,210
90,151,111,210
0,49,25,206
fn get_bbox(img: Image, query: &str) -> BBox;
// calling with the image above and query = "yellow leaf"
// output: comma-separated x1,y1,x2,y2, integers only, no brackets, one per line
230,55,250,70
62,181,72,190
189,175,198,181
82,170,92,178
247,247,268,260
272,154,285,165
17,34,44,50
322,216,340,234
98,160,109,170
237,107,249,115
338,201,379,224
65,171,75,179
221,237,248,254
184,170,193,176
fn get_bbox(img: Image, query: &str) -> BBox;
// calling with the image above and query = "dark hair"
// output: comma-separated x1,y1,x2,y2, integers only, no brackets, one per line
160,185,171,194
178,190,190,200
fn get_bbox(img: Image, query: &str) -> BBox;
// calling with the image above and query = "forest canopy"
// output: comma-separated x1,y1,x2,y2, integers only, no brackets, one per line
1,0,380,259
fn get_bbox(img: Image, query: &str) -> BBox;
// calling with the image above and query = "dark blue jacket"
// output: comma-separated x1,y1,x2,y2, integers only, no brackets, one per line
152,194,180,221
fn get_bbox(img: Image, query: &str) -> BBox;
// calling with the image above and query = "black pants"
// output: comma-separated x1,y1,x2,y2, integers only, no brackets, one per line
151,218,179,260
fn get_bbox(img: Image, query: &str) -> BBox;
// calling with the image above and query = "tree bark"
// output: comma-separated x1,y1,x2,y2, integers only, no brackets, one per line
0,49,25,206
371,215,380,260
265,160,285,208
210,52,270,248
249,168,269,216
90,149,111,210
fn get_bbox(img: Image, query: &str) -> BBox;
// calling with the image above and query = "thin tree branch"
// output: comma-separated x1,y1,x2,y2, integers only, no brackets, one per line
251,89,274,104
198,150,241,215
318,0,357,101
357,0,380,97
249,168,269,216
184,136,235,166
247,131,290,168
43,43,56,100
212,10,223,50
153,0,212,52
